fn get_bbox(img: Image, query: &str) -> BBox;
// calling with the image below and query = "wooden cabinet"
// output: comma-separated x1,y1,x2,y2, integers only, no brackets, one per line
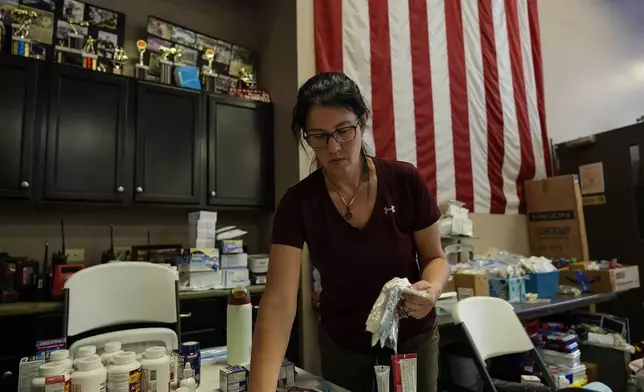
44,66,131,202
135,82,202,204
0,56,39,199
207,96,273,207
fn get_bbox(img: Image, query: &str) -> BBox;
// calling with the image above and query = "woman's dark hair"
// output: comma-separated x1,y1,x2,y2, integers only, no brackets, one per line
291,72,372,181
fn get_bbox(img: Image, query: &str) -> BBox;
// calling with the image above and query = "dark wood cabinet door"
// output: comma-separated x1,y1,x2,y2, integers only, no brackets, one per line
0,55,38,199
207,96,273,207
135,83,202,204
45,66,130,202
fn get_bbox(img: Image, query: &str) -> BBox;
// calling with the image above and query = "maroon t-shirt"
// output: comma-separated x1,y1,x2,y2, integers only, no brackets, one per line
272,158,441,353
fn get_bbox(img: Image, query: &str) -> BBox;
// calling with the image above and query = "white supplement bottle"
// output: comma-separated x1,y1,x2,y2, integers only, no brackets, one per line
75,345,99,368
141,346,171,392
72,356,107,392
101,342,123,366
107,351,142,392
49,349,74,372
179,363,196,392
31,362,69,392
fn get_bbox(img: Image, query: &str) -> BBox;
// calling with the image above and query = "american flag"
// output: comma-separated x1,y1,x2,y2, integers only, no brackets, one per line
314,0,552,214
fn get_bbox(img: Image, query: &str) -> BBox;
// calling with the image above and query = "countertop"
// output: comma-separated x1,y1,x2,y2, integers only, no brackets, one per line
0,285,266,317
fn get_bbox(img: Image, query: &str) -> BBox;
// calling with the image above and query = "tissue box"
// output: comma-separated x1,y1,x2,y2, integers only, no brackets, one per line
186,248,219,271
223,269,250,288
221,253,248,270
220,365,247,392
489,277,526,303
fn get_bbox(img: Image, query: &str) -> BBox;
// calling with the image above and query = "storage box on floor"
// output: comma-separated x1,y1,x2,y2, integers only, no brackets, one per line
525,175,589,261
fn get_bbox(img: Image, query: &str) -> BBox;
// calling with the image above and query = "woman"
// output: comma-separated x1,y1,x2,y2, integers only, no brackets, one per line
249,72,448,392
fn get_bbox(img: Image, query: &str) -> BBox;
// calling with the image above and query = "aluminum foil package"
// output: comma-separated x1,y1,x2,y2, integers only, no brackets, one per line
365,277,411,352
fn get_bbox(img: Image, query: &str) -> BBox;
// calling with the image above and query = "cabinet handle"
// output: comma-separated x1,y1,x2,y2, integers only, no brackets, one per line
180,312,192,318
20,181,29,189
117,186,124,193
210,191,216,197
136,187,143,193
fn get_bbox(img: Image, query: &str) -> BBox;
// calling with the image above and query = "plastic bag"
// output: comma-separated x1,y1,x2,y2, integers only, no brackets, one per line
365,277,410,352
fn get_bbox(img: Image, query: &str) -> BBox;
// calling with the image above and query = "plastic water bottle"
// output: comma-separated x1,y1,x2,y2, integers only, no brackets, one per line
226,286,252,365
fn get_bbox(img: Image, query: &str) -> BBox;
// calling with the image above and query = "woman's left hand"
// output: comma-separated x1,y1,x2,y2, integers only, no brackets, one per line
402,280,439,319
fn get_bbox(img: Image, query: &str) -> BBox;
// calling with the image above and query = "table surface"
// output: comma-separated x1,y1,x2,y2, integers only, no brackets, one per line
197,362,349,392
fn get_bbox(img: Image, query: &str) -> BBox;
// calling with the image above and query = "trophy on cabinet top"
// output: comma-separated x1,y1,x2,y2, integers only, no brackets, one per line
229,67,270,103
81,35,98,71
159,45,178,85
10,9,37,57
201,48,216,93
112,47,128,75
135,39,149,80
55,20,87,65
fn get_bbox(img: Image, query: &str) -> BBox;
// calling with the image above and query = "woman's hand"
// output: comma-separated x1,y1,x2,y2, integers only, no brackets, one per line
402,280,440,319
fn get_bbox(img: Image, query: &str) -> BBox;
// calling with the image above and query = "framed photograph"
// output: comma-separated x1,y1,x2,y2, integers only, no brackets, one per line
19,0,54,11
228,44,255,78
176,44,198,66
22,5,54,44
214,40,232,74
147,16,172,40
148,51,161,75
96,30,117,59
147,35,170,53
56,19,86,40
171,25,195,47
195,33,217,52
61,0,84,23
88,5,117,30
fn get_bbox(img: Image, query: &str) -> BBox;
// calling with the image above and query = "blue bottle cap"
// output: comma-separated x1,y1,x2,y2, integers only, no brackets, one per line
180,341,199,354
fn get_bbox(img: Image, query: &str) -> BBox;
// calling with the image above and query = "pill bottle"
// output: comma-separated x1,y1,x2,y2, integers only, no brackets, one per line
49,349,74,372
31,362,69,392
101,342,123,366
107,351,141,392
141,346,171,392
74,345,99,368
72,356,107,392
178,341,200,385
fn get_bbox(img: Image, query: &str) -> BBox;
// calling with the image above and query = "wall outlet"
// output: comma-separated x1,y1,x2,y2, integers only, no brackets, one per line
65,248,84,263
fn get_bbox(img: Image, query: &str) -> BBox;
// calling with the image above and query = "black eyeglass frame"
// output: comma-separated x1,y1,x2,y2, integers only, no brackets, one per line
303,125,358,148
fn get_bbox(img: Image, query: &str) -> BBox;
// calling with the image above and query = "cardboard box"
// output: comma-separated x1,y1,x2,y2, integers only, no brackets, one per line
582,362,598,383
559,265,640,293
443,277,456,293
454,274,489,299
525,175,589,261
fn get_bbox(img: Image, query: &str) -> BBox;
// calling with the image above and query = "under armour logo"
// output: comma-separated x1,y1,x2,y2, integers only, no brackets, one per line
384,205,396,214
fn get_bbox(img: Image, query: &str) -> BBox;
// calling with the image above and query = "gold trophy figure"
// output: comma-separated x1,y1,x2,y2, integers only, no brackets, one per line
67,20,88,50
158,46,176,85
112,47,128,75
82,35,98,71
83,35,95,54
201,48,216,93
11,10,37,57
135,39,149,80
239,68,257,89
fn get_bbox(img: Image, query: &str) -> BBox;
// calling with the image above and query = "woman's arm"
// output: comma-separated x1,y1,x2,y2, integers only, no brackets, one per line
249,243,302,392
414,222,449,293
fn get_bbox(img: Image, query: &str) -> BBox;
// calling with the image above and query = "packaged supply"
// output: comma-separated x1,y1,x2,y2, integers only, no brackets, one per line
107,351,141,392
220,253,248,269
74,346,98,368
391,353,417,392
222,269,250,289
278,360,295,388
179,363,196,392
101,342,123,366
48,349,73,372
220,239,244,254
374,366,390,392
250,272,267,285
71,356,107,392
219,365,247,392
141,346,171,392
248,254,269,274
35,338,66,361
187,248,219,271
31,362,69,392
178,341,200,386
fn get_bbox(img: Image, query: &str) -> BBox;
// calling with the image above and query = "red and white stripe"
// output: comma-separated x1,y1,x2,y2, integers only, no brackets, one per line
314,0,552,214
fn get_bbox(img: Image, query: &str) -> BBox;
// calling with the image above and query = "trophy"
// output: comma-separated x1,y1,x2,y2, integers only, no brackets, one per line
135,39,149,80
201,48,216,93
229,67,271,103
11,9,37,57
82,35,98,71
159,45,179,85
111,47,128,75
55,20,87,65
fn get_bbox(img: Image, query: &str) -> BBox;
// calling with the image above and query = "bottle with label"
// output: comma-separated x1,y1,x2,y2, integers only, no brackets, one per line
141,346,170,392
31,362,70,392
177,342,200,386
101,342,123,366
107,351,141,392
49,349,74,373
72,356,107,392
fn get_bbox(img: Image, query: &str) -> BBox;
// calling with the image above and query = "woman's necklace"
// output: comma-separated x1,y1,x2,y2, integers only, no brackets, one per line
327,177,363,221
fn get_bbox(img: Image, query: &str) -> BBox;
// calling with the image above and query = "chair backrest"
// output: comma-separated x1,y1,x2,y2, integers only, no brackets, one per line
453,296,534,361
64,262,179,338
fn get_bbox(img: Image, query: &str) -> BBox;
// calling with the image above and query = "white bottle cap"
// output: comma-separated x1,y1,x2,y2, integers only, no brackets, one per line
39,362,65,376
183,362,193,378
144,346,166,359
49,349,70,362
112,351,136,365
77,356,102,371
76,345,97,358
104,342,121,353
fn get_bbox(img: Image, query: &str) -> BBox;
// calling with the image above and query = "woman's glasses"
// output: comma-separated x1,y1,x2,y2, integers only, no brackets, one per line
304,125,358,148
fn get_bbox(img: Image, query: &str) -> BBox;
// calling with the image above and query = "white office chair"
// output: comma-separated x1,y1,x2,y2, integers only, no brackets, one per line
63,262,180,356
453,296,557,391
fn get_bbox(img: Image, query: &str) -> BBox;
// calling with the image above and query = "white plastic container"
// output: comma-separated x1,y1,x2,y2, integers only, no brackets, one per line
72,356,107,392
107,351,142,392
179,363,196,392
141,346,171,392
74,345,99,368
101,342,123,366
227,286,252,366
31,362,69,392
49,349,74,372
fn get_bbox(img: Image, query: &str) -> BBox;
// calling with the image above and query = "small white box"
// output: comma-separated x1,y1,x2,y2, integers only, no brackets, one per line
223,269,250,288
221,253,248,270
189,211,218,222
193,238,216,248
